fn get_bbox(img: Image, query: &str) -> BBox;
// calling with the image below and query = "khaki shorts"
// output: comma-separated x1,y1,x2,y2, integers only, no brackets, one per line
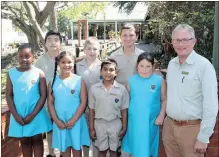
95,118,122,151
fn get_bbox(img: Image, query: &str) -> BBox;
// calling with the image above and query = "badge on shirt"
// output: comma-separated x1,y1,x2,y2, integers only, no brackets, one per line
31,80,36,84
182,71,189,75
151,85,156,90
115,98,119,103
71,89,75,94
149,85,156,92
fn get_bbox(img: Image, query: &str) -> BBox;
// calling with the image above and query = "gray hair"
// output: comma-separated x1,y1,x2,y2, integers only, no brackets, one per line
172,24,196,39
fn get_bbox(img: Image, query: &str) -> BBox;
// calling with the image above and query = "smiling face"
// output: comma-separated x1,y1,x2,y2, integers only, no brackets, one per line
120,28,138,48
45,35,61,54
84,43,99,62
137,59,153,78
172,28,197,58
101,63,117,82
18,48,33,70
58,55,74,74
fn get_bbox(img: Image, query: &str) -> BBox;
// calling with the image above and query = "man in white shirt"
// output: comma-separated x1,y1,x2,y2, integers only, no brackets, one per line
162,24,218,157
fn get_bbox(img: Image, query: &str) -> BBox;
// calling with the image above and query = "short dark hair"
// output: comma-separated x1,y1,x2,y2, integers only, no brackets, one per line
18,43,33,53
120,23,137,35
137,52,154,66
101,58,118,71
45,30,62,43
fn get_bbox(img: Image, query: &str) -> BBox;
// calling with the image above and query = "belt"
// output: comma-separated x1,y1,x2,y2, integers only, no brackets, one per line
168,116,201,126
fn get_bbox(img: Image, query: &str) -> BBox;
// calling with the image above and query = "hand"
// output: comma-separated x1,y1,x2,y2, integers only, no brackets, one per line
89,129,96,141
119,129,126,140
193,139,208,154
66,120,75,129
55,120,66,130
23,114,35,125
14,115,25,126
155,114,165,125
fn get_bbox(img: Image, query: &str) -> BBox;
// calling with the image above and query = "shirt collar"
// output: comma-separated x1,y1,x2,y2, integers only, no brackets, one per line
97,80,120,88
175,50,195,65
117,45,140,56
78,58,101,66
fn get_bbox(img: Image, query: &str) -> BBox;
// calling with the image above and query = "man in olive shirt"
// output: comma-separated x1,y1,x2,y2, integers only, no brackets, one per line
163,24,218,157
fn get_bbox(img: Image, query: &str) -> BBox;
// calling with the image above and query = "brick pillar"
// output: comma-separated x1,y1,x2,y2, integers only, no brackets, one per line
84,20,88,40
78,20,81,47
93,24,97,37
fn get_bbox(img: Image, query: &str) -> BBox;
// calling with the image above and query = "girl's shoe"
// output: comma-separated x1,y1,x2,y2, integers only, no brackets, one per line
46,155,55,157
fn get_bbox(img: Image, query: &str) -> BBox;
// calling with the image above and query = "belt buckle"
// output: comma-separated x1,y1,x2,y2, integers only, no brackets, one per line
174,119,184,126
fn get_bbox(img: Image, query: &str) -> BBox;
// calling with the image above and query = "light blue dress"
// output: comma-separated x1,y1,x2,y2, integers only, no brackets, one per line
8,66,52,137
122,74,162,157
51,74,90,152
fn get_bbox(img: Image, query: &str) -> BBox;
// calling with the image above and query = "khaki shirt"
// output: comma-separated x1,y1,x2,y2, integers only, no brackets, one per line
76,58,101,91
110,46,144,86
88,81,129,121
166,50,218,143
35,53,58,84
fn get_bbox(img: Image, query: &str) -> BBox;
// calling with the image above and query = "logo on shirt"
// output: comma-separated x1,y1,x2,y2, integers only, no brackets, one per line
115,98,119,103
71,89,75,94
31,80,36,84
149,85,156,92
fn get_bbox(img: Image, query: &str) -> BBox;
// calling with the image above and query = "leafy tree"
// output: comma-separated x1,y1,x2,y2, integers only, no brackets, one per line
114,1,215,64
1,1,56,53
56,2,106,37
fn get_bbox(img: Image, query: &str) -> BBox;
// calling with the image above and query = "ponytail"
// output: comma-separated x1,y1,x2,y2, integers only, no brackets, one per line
74,58,77,74
51,57,58,95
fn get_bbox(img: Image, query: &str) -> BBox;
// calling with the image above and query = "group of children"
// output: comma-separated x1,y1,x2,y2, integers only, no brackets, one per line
6,23,167,157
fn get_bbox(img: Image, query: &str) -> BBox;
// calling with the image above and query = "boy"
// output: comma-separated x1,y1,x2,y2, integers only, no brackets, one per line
35,30,62,157
76,37,102,157
110,23,144,86
89,59,129,157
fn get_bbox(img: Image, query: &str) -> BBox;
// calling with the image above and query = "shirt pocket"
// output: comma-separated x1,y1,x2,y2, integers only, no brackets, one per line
181,76,200,97
110,93,122,109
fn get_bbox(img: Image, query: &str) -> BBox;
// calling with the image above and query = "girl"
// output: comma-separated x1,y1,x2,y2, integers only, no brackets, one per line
76,37,102,157
47,51,90,157
6,43,52,157
122,52,167,157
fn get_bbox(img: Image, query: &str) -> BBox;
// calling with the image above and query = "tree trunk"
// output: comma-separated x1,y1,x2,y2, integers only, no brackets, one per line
51,7,58,31
26,27,42,54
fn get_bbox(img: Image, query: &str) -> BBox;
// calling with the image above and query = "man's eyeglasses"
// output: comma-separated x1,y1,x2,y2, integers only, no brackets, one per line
172,38,194,44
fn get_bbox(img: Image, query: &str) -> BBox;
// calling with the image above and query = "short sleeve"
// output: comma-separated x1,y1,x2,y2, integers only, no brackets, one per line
88,86,95,109
121,87,129,109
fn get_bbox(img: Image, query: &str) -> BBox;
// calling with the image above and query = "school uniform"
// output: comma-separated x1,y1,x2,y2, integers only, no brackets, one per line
76,58,102,92
8,66,52,137
76,58,102,157
35,52,59,118
51,74,90,152
110,46,144,86
89,81,129,151
122,74,163,157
